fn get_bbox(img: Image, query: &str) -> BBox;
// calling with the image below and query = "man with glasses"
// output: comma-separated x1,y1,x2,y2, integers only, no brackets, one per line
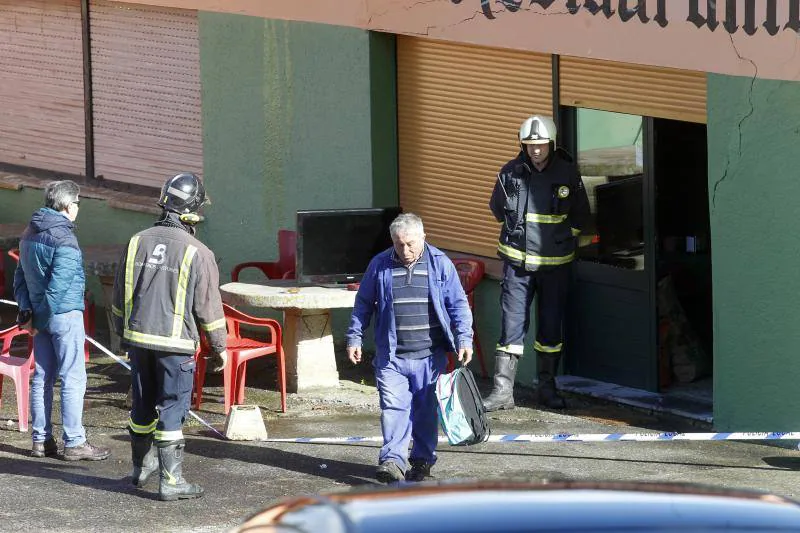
14,180,110,461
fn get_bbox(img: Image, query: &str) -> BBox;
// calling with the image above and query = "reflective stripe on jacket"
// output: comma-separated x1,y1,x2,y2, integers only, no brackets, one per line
489,149,590,271
111,225,226,355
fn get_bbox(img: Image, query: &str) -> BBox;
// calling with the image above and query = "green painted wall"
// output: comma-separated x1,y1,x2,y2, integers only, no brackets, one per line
0,187,154,304
198,14,397,280
708,74,800,431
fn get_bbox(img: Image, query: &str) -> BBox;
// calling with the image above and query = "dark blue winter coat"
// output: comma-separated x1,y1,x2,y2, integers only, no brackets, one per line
13,208,85,331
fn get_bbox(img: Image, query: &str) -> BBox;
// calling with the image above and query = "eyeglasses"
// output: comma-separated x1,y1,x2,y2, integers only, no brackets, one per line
71,200,80,207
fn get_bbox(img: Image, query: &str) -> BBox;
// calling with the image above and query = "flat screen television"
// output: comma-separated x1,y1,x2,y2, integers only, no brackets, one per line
595,175,644,257
296,207,402,285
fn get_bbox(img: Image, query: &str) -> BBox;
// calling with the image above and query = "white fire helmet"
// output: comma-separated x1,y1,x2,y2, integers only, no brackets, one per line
519,115,557,145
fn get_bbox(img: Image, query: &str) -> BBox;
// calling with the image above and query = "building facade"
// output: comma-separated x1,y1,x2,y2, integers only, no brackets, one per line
1,0,799,431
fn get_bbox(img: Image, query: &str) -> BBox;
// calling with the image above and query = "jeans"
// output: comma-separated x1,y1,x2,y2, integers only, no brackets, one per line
31,310,87,447
375,351,446,470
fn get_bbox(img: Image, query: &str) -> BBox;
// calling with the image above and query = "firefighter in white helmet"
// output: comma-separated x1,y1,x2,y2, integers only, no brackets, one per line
483,115,590,411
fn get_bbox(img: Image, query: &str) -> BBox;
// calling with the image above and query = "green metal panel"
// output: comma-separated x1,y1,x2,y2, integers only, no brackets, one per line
708,73,800,431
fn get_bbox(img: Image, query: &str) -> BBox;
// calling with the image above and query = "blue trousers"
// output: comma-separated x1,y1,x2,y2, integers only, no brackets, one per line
375,351,446,470
31,310,87,447
499,263,570,353
128,348,196,443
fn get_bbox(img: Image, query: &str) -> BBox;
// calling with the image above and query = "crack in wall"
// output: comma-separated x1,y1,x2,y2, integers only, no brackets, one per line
373,3,572,34
366,0,443,27
711,33,757,212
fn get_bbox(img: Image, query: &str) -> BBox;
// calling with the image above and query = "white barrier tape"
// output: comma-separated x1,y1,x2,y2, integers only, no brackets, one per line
267,432,800,445
1,298,227,440
85,335,130,370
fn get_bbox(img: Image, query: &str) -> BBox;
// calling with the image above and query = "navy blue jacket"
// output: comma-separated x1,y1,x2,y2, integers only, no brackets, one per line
346,244,473,368
14,208,85,330
490,149,590,271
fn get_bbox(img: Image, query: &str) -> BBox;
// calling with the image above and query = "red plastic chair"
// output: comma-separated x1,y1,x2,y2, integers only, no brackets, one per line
231,229,296,282
8,248,95,361
0,325,35,432
193,303,287,414
446,258,487,378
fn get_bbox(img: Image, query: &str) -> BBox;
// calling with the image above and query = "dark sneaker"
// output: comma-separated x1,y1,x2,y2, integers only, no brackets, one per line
375,461,405,484
31,437,58,458
63,441,110,462
406,459,433,482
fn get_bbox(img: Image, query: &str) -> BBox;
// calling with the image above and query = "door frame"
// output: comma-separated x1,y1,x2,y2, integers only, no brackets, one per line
560,106,659,391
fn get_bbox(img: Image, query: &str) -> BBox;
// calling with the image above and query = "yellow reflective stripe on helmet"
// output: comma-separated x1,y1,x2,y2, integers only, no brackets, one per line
124,235,140,324
526,213,567,224
534,341,563,353
111,305,123,318
525,252,575,267
155,429,184,442
171,245,198,338
497,242,525,261
129,418,157,435
123,329,196,351
571,227,581,236
496,343,525,355
201,318,226,332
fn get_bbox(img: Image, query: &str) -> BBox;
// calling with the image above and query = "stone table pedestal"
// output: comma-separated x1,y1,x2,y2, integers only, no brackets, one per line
219,280,357,392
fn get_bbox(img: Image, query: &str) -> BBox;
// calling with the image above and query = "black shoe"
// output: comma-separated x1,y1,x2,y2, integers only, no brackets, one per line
31,437,58,458
405,459,433,482
376,461,405,484
63,441,111,461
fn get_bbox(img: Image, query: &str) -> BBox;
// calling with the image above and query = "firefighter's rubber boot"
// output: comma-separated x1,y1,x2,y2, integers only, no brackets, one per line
157,440,204,501
130,430,158,488
482,353,519,412
536,352,566,410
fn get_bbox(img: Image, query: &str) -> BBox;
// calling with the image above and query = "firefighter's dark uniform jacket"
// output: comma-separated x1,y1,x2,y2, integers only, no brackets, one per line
490,148,590,270
111,222,227,356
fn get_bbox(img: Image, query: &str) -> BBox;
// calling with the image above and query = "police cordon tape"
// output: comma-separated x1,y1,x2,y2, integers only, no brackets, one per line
0,298,226,440
4,298,800,447
265,432,800,444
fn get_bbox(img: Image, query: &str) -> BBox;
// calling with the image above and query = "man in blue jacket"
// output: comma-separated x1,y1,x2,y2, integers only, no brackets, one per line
14,180,110,461
346,213,473,483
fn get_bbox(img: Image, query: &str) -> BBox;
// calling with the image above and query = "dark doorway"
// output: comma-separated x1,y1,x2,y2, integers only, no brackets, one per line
565,111,711,398
653,118,712,397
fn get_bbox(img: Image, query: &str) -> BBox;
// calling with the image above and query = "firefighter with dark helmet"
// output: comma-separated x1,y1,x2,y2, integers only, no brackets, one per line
112,172,228,501
483,115,590,411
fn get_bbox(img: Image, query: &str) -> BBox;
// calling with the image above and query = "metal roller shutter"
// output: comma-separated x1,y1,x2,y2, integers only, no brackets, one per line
560,56,707,124
397,37,552,258
0,0,85,176
90,0,202,189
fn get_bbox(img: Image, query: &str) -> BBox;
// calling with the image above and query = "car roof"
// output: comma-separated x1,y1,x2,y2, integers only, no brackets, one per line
232,480,800,533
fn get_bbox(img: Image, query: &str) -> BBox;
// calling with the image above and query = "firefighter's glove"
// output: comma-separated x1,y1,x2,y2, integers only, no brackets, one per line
206,350,228,372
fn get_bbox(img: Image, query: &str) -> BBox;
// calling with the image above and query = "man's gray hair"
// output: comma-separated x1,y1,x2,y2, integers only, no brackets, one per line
44,180,80,212
389,212,424,239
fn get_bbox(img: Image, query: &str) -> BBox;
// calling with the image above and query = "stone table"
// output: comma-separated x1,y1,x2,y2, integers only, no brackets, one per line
219,280,358,392
0,223,27,250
